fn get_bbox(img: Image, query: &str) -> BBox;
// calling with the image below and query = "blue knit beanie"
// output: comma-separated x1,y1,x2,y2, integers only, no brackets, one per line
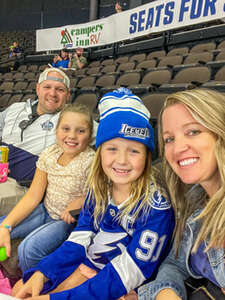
96,88,154,152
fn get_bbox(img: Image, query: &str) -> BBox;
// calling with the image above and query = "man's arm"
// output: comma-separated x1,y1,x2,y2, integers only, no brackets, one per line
68,53,73,68
74,54,87,70
0,109,8,140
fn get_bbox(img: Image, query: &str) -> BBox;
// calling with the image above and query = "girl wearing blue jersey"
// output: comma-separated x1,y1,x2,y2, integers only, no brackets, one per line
12,88,175,300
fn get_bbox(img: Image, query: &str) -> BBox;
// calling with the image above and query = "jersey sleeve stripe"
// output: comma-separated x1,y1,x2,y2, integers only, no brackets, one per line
67,230,94,249
111,249,145,292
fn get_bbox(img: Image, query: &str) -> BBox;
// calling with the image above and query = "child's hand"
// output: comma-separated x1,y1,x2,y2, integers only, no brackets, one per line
15,271,46,299
0,227,11,257
60,197,83,224
61,209,76,224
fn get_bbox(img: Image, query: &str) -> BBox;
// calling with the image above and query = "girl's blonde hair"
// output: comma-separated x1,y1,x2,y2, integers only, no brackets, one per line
56,103,93,143
87,145,158,228
158,88,225,252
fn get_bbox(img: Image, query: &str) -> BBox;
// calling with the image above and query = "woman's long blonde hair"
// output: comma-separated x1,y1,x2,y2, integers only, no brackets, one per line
86,145,157,228
158,88,225,252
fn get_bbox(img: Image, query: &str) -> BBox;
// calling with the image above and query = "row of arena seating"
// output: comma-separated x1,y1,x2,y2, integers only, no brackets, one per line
1,45,225,84
1,37,225,116
74,41,225,73
0,64,225,114
0,30,36,59
66,51,225,77
1,61,224,93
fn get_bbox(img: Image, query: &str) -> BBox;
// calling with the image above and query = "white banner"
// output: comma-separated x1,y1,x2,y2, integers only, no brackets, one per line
36,0,225,52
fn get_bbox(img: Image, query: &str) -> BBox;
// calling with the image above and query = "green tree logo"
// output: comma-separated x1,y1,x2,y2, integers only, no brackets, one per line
60,29,73,47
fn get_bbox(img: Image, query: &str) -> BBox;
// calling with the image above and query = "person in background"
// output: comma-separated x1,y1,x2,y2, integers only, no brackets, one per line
12,88,175,300
138,88,225,300
52,49,70,69
8,42,23,58
8,41,24,71
68,47,87,70
115,1,123,13
0,103,95,273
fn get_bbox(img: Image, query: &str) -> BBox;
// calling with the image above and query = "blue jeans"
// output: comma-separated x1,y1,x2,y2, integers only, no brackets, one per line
0,203,74,272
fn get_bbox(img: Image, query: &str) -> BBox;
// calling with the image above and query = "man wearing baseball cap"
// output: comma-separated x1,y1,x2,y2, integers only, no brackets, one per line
0,68,71,214
36,67,70,114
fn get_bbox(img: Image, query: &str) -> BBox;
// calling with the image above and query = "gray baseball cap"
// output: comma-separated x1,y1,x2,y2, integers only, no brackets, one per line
38,67,70,89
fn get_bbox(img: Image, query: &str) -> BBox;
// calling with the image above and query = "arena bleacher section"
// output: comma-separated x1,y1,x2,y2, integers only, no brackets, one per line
0,1,225,158
1,22,225,112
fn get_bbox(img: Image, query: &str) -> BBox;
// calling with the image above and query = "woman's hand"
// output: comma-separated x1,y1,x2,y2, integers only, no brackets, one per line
15,271,47,299
0,227,11,257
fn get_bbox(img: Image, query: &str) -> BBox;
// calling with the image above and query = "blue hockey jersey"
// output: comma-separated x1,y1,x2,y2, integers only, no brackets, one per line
23,184,175,300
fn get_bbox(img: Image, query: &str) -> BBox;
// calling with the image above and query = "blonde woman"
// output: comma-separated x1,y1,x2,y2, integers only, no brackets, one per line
138,88,225,300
